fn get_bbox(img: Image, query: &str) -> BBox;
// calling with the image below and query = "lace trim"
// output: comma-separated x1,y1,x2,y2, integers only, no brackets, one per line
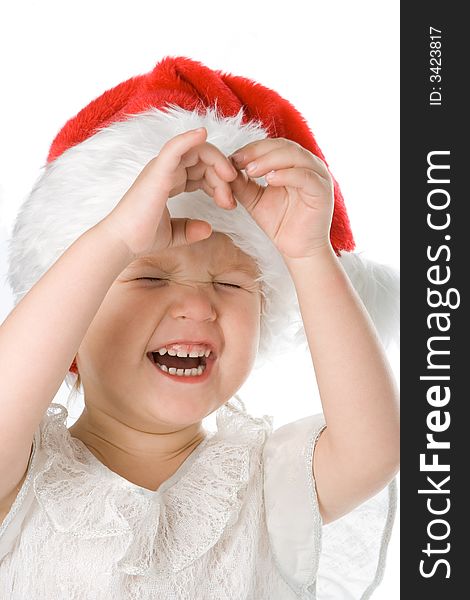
0,426,41,557
361,478,398,599
300,422,327,595
33,396,273,575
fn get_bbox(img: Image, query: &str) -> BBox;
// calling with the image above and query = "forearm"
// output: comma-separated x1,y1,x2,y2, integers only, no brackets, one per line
0,221,134,440
283,245,400,466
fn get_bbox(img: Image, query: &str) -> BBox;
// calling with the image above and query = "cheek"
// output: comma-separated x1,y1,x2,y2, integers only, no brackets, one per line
83,305,142,364
227,296,261,353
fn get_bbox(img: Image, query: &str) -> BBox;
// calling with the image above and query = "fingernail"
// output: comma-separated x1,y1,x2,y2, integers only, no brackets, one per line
266,170,276,181
246,162,257,173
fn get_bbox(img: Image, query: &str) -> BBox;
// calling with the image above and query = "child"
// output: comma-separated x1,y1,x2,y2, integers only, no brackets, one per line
0,56,399,598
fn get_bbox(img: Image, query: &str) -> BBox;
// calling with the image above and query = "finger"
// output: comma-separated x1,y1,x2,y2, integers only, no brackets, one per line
185,176,215,197
170,218,213,248
229,137,285,166
241,147,331,183
155,128,208,178
185,156,237,208
204,165,236,208
192,142,238,181
230,138,330,180
186,177,236,212
185,160,208,182
229,166,266,213
182,148,237,186
184,167,236,210
181,142,237,181
264,167,333,198
148,129,208,195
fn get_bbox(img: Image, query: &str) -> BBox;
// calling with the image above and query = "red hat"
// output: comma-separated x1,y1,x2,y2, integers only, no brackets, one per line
47,55,354,256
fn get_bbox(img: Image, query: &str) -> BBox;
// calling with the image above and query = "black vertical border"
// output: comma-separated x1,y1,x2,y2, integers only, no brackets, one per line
401,4,466,596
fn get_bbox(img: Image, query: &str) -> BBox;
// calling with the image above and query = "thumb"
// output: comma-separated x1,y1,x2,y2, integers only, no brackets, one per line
170,218,213,248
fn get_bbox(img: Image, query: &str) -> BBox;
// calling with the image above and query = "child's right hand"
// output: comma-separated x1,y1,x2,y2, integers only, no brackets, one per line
100,127,238,260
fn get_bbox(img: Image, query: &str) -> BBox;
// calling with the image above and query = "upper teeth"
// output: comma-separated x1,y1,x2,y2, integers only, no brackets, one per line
154,345,212,358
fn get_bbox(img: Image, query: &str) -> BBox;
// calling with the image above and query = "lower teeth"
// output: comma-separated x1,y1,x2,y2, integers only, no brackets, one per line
156,363,206,377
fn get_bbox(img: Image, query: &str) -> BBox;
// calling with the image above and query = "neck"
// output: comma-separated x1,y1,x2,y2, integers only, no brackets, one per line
68,405,207,490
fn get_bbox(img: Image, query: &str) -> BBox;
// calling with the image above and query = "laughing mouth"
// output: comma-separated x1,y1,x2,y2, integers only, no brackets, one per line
148,352,207,377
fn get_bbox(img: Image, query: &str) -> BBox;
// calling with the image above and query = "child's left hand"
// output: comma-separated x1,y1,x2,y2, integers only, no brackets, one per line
229,138,334,259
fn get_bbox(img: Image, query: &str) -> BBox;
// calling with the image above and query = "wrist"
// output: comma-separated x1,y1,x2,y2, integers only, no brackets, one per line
282,243,337,270
281,244,347,291
91,220,137,266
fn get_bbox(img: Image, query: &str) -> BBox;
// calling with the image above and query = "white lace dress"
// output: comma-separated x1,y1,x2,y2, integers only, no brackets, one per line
0,397,396,599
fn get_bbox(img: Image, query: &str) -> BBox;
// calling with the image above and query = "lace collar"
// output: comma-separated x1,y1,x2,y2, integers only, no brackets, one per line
33,396,273,575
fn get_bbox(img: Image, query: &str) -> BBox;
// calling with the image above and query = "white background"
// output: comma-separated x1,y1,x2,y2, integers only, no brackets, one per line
0,1,399,596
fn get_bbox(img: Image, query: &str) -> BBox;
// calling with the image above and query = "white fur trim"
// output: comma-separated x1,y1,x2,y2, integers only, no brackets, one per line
338,251,400,350
6,105,399,384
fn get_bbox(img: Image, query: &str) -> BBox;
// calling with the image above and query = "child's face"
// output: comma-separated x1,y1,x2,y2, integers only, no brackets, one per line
74,232,262,429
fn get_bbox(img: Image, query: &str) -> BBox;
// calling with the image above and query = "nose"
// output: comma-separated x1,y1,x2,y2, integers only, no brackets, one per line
168,281,217,322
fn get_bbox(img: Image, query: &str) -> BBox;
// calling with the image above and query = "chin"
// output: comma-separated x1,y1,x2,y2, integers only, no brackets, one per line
143,392,216,427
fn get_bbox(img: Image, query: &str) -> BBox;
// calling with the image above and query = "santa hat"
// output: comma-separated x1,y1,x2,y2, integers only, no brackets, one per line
6,55,399,390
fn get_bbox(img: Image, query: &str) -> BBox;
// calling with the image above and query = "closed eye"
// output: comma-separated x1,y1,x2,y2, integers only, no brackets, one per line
136,278,241,289
215,282,242,289
136,277,166,282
